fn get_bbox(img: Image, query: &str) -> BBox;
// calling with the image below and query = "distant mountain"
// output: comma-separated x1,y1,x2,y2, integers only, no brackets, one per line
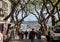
22,21,38,24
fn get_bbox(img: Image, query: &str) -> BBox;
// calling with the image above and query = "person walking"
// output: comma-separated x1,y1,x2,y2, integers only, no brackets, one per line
24,30,28,39
18,30,22,40
29,29,36,42
21,31,24,39
36,29,41,42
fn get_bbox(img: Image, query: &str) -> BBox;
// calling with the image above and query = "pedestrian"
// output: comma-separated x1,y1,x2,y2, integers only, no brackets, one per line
0,31,3,42
24,30,28,39
29,29,36,42
18,30,22,40
36,29,41,42
21,31,24,39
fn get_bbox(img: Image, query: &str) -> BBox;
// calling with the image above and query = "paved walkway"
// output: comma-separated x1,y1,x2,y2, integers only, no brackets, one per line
9,34,47,42
9,39,47,42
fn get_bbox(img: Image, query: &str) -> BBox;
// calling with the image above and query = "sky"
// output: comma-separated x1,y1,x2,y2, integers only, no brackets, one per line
24,14,37,21
18,13,37,21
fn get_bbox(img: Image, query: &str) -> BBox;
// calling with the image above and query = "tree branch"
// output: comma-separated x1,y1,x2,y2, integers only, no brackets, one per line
29,11,39,20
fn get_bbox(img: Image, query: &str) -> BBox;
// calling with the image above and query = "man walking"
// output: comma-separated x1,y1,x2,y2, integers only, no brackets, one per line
24,30,28,39
36,29,41,42
29,29,36,42
21,31,24,39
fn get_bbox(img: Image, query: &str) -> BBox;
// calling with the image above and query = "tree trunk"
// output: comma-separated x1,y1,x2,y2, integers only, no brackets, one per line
51,16,55,26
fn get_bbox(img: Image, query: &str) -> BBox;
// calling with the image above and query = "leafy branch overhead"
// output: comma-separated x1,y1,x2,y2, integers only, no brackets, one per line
4,0,60,30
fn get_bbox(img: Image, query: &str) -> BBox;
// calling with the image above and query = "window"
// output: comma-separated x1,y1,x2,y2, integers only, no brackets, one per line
3,11,8,17
0,11,4,17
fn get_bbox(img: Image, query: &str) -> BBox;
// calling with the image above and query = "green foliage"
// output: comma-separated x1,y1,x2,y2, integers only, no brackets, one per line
51,0,57,5
57,3,60,9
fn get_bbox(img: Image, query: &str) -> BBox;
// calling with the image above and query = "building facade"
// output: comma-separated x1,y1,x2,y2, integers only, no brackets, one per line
0,0,11,21
0,0,11,35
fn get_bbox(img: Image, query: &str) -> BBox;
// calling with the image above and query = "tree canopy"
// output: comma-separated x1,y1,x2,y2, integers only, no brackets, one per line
4,0,60,31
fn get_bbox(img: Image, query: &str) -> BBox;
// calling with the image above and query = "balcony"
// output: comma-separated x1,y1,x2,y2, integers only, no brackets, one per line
0,1,8,11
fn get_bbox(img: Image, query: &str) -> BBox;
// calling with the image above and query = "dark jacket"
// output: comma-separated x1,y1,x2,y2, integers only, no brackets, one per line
36,31,41,39
24,31,28,36
29,31,35,39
